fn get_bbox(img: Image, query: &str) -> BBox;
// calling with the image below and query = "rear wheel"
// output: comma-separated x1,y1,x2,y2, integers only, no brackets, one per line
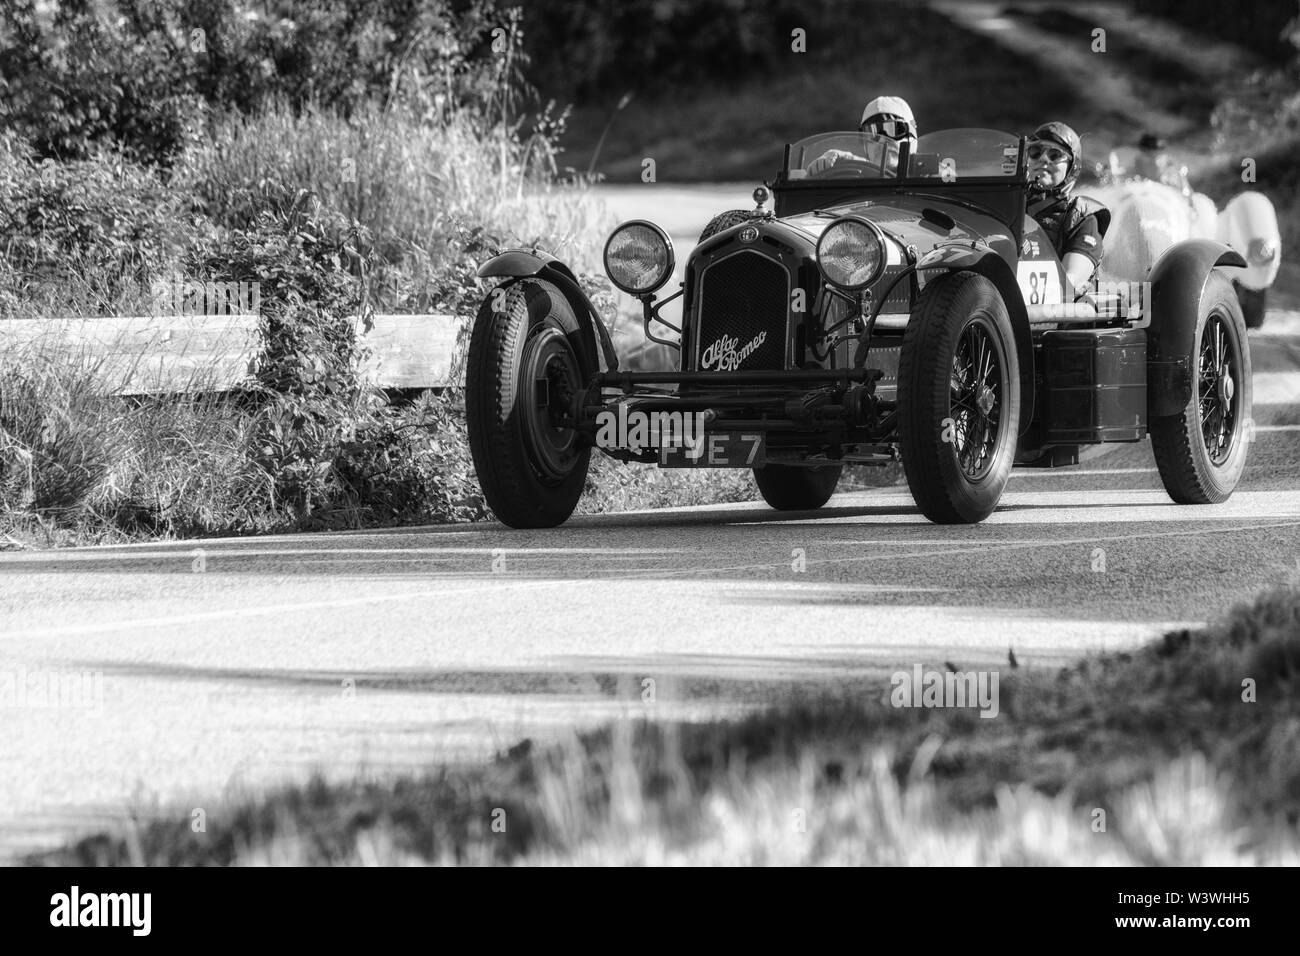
1150,272,1251,503
466,278,594,528
753,463,842,510
898,272,1020,523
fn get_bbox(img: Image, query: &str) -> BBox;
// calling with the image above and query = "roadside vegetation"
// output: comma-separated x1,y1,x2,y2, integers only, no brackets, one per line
36,587,1300,865
0,0,771,545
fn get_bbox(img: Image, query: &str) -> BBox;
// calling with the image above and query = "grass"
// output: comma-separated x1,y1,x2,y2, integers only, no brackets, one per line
0,340,276,543
33,586,1300,865
172,102,616,290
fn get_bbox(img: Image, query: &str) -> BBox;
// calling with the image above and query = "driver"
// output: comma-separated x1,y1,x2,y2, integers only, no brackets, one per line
807,95,918,176
1026,121,1106,300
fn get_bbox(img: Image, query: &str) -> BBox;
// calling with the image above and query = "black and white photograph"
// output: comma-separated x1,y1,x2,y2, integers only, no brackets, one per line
0,0,1295,908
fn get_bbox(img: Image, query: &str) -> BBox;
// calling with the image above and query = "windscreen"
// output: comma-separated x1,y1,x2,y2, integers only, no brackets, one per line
908,128,1023,180
785,131,902,180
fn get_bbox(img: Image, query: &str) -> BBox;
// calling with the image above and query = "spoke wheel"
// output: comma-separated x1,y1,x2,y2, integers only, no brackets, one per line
1151,271,1252,504
899,271,1020,524
1197,313,1238,467
948,318,1005,481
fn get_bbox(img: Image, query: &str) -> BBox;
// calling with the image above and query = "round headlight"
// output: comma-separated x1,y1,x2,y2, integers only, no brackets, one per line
603,220,674,296
815,217,886,291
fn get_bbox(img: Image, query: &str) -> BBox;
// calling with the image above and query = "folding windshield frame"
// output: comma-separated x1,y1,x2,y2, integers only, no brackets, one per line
771,135,1029,241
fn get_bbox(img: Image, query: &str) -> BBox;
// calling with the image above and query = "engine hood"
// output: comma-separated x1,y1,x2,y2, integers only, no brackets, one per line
779,194,1017,262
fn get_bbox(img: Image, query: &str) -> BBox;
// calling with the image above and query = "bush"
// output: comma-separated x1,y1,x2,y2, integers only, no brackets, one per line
332,391,486,527
0,0,205,165
0,0,518,166
0,132,201,316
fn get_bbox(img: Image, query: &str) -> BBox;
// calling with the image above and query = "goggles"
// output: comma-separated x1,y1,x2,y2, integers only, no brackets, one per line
862,115,913,140
1027,142,1070,163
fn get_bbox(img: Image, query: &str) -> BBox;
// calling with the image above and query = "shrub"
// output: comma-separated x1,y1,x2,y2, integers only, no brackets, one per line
0,0,518,166
184,184,375,519
0,0,205,165
0,132,201,316
332,391,486,527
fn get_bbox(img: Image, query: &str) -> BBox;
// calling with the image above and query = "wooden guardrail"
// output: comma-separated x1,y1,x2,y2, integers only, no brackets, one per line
0,314,465,393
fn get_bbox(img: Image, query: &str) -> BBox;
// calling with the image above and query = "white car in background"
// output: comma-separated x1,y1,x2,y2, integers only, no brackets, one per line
1088,145,1280,328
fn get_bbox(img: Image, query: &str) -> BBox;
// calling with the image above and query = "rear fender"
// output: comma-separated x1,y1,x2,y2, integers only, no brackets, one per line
477,250,617,373
917,246,1035,433
1146,239,1247,417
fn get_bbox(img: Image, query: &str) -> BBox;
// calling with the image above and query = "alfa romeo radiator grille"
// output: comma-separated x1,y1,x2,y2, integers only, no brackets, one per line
694,252,789,371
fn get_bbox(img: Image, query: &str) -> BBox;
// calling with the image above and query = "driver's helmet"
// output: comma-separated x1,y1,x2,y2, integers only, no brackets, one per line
1028,120,1082,198
860,95,917,154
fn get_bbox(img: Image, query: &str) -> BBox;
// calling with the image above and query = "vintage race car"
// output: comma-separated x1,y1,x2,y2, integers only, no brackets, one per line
1090,145,1281,328
467,127,1252,528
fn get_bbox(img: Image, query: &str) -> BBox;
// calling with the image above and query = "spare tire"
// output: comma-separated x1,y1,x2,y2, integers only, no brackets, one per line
699,209,752,243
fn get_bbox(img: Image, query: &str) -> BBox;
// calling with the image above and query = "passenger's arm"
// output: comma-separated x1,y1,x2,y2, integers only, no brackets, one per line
1064,252,1097,299
1062,214,1104,298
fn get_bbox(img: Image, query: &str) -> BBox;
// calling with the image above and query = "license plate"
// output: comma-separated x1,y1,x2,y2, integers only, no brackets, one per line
659,432,765,468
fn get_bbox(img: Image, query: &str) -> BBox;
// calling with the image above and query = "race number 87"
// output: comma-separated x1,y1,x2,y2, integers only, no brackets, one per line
1028,270,1048,304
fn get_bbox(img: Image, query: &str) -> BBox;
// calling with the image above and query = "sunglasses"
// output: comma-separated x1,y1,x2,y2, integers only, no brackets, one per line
1027,143,1070,163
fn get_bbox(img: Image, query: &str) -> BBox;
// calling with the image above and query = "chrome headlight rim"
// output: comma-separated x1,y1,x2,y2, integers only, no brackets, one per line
602,219,676,296
815,215,887,292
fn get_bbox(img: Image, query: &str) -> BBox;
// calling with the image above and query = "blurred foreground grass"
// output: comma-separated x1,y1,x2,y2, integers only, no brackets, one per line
38,587,1300,865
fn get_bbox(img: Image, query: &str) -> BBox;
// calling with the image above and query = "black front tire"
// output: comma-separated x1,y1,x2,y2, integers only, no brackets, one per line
1233,280,1266,330
1150,272,1252,503
698,209,752,243
753,463,842,510
898,272,1021,523
466,278,594,528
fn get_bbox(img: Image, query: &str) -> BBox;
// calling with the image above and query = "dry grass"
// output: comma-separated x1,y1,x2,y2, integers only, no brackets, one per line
172,102,616,275
0,340,270,541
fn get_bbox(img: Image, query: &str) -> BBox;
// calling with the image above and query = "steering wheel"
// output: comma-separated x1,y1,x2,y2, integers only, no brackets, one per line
816,160,882,179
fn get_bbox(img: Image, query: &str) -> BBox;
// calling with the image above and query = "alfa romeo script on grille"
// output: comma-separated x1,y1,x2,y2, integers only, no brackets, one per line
699,330,767,371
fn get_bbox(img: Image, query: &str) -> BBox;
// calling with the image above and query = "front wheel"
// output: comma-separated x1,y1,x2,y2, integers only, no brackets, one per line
466,278,594,528
898,272,1021,523
1233,280,1266,330
753,463,842,510
1150,272,1252,503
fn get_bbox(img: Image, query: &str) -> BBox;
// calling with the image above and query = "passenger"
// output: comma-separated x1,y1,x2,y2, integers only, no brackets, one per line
1026,121,1106,300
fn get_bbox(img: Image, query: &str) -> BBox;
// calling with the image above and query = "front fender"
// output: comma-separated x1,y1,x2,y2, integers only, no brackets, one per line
477,249,557,279
917,245,1035,434
477,250,618,373
1147,239,1246,417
